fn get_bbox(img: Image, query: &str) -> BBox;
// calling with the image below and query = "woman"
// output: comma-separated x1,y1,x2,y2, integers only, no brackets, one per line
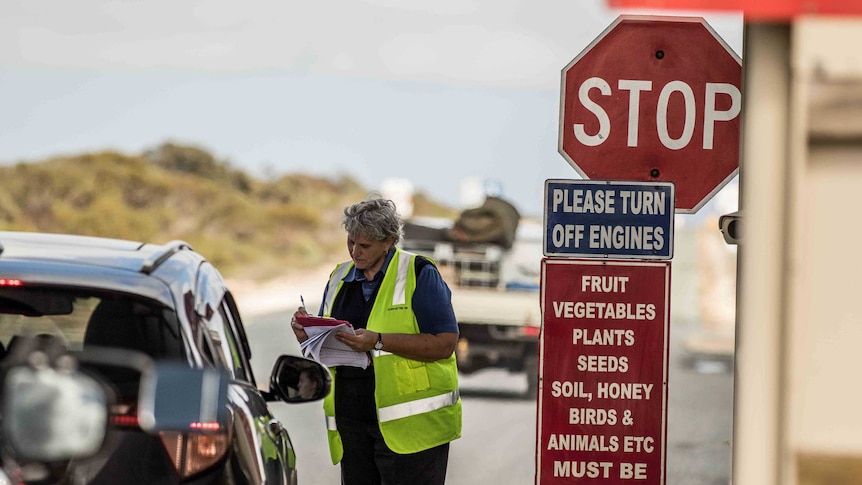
290,197,461,485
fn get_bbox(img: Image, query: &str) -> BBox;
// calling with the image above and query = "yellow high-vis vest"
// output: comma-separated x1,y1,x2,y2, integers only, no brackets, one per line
321,249,461,464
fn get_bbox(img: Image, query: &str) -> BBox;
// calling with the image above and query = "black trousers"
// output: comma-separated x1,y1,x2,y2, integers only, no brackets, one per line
338,415,450,485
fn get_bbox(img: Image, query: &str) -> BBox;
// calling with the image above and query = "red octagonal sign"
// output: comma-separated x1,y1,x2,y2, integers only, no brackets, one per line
558,16,742,213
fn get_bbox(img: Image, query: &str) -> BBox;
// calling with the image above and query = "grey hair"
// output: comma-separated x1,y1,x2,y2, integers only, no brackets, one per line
342,198,404,244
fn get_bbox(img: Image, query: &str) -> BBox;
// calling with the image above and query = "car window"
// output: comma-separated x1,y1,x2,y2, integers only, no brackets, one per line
194,263,253,383
199,303,232,371
196,297,253,382
217,304,249,382
0,287,184,361
220,298,255,386
195,324,222,368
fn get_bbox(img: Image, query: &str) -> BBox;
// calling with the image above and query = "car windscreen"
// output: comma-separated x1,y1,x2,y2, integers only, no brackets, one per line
0,286,184,361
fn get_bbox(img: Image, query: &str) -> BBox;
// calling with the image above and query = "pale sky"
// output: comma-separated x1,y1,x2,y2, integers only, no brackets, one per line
0,0,743,216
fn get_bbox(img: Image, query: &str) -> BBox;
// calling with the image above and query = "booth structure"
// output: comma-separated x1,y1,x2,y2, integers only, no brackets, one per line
735,18,862,485
609,2,862,483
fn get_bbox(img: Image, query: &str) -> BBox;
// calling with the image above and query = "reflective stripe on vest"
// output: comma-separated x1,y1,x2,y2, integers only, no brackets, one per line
323,366,342,464
322,262,352,317
378,390,460,423
391,250,411,306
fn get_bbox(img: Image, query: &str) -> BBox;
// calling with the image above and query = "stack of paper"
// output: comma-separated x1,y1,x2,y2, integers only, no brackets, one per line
297,316,369,369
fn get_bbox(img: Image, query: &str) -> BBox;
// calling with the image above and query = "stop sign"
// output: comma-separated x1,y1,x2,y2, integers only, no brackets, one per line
558,16,742,213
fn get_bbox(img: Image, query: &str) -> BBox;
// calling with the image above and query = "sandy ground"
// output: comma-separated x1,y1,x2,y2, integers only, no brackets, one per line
227,264,334,318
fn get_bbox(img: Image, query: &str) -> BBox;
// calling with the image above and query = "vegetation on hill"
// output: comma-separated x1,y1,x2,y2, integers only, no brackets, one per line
0,142,456,280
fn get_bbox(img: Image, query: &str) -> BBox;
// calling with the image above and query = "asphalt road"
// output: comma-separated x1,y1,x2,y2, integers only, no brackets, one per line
244,310,733,485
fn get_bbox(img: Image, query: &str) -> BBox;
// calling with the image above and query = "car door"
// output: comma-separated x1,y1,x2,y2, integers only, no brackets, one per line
196,263,294,484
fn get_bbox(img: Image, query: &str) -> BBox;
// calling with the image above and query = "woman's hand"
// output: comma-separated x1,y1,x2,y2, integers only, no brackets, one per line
335,328,377,352
290,306,310,343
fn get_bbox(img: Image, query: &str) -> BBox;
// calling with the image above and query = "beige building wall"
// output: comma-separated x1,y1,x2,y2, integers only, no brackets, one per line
735,17,862,485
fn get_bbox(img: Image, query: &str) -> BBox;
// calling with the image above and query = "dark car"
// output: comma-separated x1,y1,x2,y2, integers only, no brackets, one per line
0,231,330,485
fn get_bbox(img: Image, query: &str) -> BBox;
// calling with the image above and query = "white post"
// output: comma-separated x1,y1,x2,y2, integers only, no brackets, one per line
733,21,791,485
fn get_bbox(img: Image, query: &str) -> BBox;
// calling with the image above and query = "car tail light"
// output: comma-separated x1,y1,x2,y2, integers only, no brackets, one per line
521,325,541,338
111,414,140,427
111,407,232,479
159,428,231,478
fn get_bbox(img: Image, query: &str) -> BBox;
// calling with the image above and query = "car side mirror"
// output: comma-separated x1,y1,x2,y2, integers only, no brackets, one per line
269,355,331,403
2,364,109,462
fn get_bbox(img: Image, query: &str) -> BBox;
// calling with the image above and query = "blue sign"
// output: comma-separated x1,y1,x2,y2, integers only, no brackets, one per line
543,180,675,259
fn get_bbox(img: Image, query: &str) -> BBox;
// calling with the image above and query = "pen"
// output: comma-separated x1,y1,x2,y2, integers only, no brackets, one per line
300,295,306,309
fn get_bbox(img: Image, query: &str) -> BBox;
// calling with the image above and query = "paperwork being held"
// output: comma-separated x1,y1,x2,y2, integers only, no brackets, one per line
297,316,369,369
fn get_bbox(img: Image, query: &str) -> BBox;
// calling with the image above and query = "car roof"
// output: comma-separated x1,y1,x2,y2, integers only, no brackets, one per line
0,231,197,306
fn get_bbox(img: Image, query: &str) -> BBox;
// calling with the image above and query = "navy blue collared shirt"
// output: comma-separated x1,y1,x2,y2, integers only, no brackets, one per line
319,248,459,335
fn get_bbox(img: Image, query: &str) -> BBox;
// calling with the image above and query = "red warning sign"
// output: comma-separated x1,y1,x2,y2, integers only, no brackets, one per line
536,259,671,484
